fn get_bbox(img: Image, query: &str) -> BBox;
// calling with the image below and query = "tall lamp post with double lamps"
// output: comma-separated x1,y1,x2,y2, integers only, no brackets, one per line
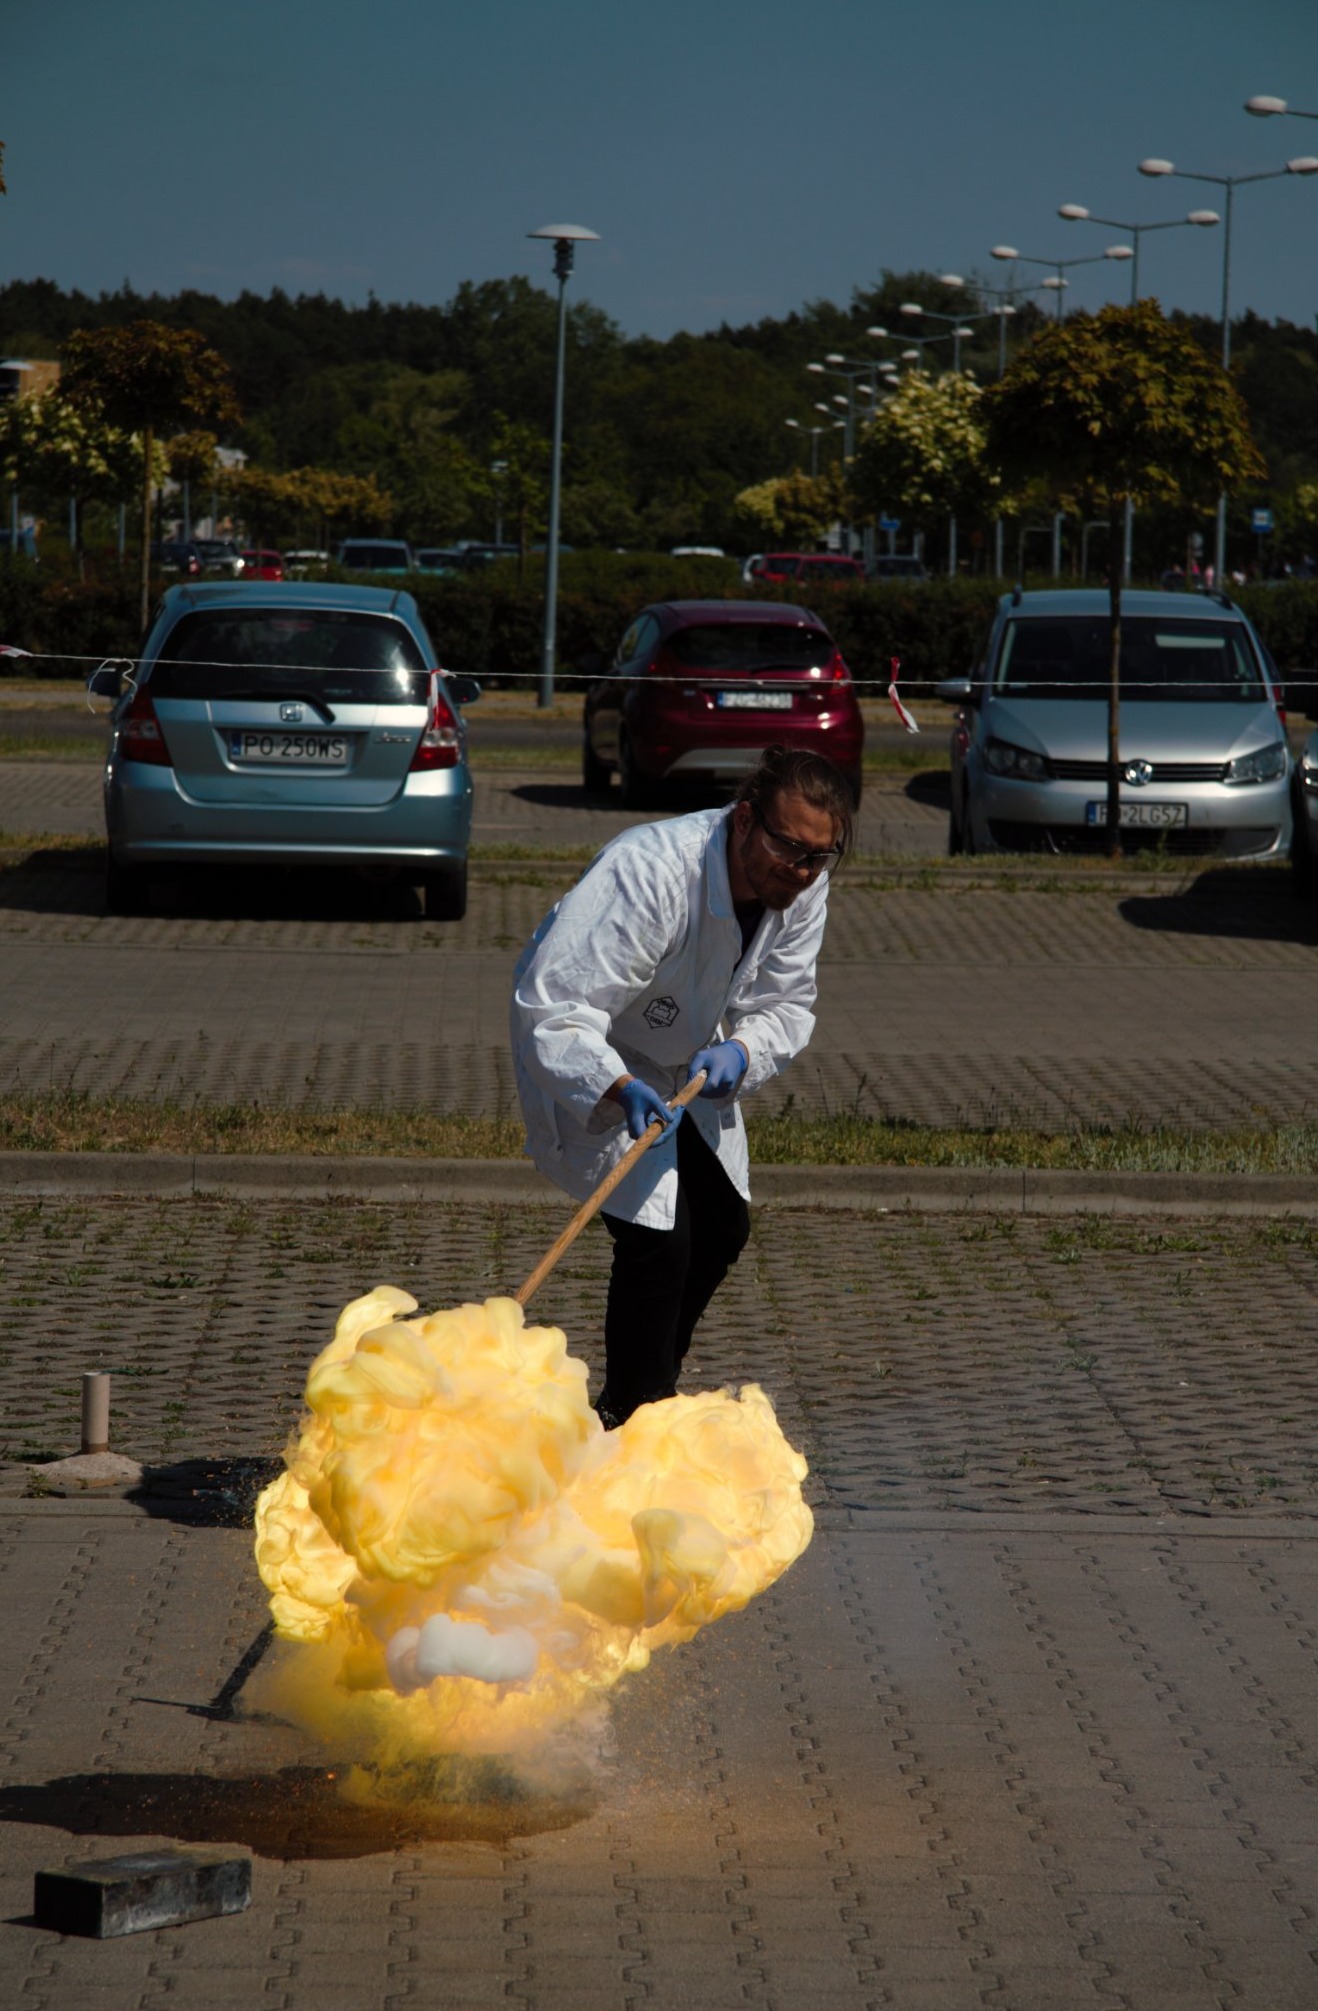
1058,201,1220,581
785,416,844,476
1138,150,1318,584
528,222,599,710
991,242,1134,319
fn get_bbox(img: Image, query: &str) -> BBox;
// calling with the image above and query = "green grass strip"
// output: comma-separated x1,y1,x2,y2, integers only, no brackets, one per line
0,1091,1314,1174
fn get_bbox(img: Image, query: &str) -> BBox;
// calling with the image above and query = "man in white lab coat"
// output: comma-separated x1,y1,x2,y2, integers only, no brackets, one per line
511,745,854,1426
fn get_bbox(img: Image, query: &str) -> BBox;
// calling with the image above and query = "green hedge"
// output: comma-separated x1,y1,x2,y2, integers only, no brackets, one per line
405,567,1003,694
5,558,1318,700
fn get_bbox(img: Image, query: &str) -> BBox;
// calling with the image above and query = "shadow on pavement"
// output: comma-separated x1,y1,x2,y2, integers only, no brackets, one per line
129,1457,285,1527
901,769,951,809
510,778,729,812
0,1765,591,1862
0,851,429,922
0,848,103,915
1120,868,1318,943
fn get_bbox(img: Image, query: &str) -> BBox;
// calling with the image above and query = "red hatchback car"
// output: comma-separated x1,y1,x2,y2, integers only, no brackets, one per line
754,552,864,585
240,549,286,580
582,599,864,807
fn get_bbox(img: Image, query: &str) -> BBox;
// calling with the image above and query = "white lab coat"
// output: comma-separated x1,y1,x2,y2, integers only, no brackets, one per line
510,804,827,1228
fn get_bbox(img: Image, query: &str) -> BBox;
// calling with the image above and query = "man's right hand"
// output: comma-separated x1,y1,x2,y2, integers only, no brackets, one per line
613,1076,683,1142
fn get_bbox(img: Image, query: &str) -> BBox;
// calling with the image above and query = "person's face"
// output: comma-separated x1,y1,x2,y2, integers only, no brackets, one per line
728,786,843,911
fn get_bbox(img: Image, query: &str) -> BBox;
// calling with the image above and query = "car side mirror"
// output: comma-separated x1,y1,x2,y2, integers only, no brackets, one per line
87,662,128,699
935,676,974,703
446,675,481,707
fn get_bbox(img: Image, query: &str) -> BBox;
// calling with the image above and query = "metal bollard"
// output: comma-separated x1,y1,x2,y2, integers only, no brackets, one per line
81,1372,110,1456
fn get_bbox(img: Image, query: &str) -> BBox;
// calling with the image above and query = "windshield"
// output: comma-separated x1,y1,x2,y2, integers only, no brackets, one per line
150,609,430,703
993,616,1265,703
665,623,832,673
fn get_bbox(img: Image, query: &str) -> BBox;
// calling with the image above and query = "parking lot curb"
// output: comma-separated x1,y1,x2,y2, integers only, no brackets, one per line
0,1151,1314,1216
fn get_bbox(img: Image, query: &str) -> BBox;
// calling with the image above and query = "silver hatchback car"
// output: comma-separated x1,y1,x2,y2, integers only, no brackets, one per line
90,582,479,916
937,589,1290,858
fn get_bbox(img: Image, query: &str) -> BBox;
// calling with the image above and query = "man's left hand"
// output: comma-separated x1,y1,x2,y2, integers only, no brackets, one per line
687,1040,749,1099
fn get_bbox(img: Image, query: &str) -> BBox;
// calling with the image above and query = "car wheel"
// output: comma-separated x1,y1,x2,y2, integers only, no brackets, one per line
617,732,654,810
421,860,468,922
105,856,148,915
582,732,611,795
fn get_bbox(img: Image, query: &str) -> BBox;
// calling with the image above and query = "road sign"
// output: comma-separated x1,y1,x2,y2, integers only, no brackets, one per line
1252,507,1274,533
879,515,902,532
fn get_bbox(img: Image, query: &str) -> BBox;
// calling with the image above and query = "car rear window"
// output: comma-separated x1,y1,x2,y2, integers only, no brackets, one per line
665,623,832,673
993,617,1265,703
149,610,430,704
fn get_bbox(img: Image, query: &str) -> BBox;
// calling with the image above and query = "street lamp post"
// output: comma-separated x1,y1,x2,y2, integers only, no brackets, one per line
990,243,1133,320
528,223,599,710
805,353,892,552
786,417,843,476
1138,152,1318,583
1057,201,1218,304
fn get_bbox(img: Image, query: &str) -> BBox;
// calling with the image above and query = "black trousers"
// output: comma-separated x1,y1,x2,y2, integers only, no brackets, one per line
598,1115,751,1425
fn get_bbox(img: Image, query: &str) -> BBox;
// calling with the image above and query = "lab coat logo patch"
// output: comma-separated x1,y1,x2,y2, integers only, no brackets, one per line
643,995,680,1030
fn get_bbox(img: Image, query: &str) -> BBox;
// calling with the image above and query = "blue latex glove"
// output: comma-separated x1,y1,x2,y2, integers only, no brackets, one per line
615,1077,683,1142
688,1040,749,1099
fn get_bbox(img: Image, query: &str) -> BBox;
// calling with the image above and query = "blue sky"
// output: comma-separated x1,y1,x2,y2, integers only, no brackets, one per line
7,0,1317,338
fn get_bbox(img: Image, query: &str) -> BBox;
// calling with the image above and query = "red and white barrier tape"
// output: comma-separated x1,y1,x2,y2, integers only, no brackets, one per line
887,655,920,733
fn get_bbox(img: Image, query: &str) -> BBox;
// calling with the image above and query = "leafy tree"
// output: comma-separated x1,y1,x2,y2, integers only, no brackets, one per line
0,386,150,560
486,415,549,575
61,320,239,627
734,468,847,545
850,370,999,542
981,300,1266,853
166,430,218,488
219,465,390,546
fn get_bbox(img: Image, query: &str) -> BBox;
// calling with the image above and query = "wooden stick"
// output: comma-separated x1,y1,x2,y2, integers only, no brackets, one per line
514,1071,708,1308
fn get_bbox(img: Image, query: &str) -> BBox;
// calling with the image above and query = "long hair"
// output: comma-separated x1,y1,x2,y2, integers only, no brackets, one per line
735,745,857,869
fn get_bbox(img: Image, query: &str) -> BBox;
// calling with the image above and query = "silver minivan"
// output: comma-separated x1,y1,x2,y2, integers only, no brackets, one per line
90,581,478,916
937,588,1290,858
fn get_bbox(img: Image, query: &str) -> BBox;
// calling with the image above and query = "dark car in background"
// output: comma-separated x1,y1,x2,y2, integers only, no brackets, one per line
335,538,415,574
152,540,202,577
88,582,479,918
582,598,864,807
192,538,245,577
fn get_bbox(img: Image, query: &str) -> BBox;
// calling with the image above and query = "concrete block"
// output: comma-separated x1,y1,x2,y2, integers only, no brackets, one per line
33,1847,251,1938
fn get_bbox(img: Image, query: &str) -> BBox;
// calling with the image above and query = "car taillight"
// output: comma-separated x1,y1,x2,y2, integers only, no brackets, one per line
409,677,462,770
1269,678,1287,728
827,649,851,683
118,682,173,766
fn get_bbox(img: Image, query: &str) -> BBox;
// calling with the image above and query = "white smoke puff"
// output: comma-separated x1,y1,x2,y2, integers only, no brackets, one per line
387,1614,540,1690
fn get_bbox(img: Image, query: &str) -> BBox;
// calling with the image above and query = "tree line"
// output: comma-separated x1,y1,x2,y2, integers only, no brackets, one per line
1,270,1316,571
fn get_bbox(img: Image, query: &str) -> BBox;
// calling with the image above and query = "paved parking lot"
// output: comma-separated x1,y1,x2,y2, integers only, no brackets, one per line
5,725,1318,2008
5,1196,1318,2008
2,751,1318,1130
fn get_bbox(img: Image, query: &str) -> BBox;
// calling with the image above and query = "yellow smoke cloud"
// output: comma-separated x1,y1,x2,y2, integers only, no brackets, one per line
253,1288,813,1762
